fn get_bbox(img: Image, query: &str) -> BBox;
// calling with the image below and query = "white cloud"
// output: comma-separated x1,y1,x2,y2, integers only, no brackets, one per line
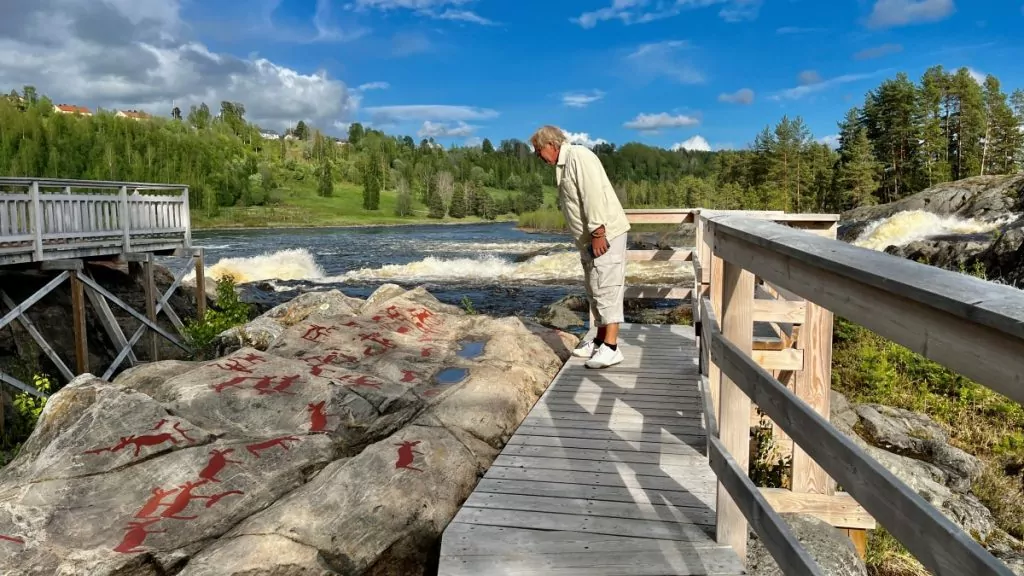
819,134,840,149
671,135,711,152
575,0,763,28
854,43,904,60
626,40,704,84
347,0,493,25
418,120,476,138
967,67,986,85
562,90,605,108
773,72,880,100
365,105,499,123
866,0,955,29
799,70,823,86
563,130,608,148
624,112,700,131
464,136,483,147
0,0,355,132
357,81,390,91
719,88,755,104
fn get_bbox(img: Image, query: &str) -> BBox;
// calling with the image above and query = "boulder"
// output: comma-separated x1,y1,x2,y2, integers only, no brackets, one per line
841,174,1024,226
0,284,575,576
747,513,866,576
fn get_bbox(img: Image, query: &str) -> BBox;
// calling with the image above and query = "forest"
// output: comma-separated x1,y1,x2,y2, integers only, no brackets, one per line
1,64,1022,223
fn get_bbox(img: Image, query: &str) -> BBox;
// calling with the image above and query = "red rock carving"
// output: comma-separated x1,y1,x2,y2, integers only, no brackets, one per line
395,440,424,472
420,347,434,358
302,324,336,342
135,486,180,519
360,332,396,357
307,402,331,432
401,370,420,383
337,374,382,390
159,480,210,520
421,388,441,398
0,535,24,545
114,519,165,553
302,350,358,376
246,436,301,458
84,421,194,457
212,375,300,395
214,353,267,373
198,449,242,483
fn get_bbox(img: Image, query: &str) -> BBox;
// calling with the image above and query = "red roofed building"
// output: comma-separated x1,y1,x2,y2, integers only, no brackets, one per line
53,104,92,116
116,109,151,121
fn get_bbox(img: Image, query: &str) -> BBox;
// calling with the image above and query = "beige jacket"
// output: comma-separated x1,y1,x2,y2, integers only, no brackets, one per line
555,143,630,249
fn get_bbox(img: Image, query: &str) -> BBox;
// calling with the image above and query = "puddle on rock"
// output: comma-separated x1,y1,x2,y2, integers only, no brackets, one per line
456,339,487,360
435,367,469,385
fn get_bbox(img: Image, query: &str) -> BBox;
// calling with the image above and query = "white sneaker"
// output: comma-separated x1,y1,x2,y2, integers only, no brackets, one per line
585,344,624,369
572,339,597,358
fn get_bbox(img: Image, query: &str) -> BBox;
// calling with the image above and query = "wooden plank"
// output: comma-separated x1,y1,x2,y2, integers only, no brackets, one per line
0,272,69,332
142,257,158,361
520,415,705,434
506,434,704,456
708,434,826,575
484,465,715,495
451,508,714,542
438,552,743,576
624,210,694,224
473,478,715,509
752,299,806,324
491,455,712,480
709,328,1016,576
715,253,753,558
624,286,693,300
708,214,1024,408
759,488,875,530
533,404,703,419
541,397,703,411
511,425,705,446
627,249,693,262
499,445,709,468
70,270,89,374
708,250,724,422
752,348,803,371
461,492,716,526
528,408,704,426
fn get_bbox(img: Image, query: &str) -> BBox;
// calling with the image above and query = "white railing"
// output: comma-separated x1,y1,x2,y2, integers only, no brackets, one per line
0,178,191,263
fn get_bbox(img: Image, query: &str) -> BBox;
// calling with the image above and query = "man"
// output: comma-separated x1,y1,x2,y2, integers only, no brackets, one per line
531,125,631,369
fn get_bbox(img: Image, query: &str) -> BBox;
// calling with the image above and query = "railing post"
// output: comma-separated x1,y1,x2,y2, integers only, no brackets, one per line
182,186,192,249
716,229,755,560
70,271,89,374
119,185,131,253
194,248,206,323
30,181,43,261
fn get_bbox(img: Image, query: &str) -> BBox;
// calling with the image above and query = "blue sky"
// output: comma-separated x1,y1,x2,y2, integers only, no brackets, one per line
2,1,1022,152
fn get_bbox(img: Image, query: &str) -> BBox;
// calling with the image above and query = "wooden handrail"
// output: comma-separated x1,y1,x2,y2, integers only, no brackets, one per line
695,211,1021,576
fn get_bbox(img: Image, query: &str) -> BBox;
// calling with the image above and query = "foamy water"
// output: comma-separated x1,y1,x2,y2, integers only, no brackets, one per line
853,210,1011,251
185,248,326,284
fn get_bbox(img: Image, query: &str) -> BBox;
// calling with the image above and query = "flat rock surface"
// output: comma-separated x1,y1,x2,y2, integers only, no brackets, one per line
0,284,574,576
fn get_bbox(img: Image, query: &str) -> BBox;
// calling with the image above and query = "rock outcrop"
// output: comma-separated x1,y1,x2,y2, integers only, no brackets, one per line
831,391,1024,569
747,513,867,576
0,284,575,576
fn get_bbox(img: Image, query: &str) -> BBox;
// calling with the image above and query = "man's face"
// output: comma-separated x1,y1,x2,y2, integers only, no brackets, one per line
536,142,559,165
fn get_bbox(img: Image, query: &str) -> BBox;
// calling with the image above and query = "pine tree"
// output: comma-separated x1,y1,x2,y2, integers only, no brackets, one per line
981,75,1020,175
862,72,919,203
836,128,881,209
449,184,468,218
427,189,446,218
949,68,986,180
916,66,952,187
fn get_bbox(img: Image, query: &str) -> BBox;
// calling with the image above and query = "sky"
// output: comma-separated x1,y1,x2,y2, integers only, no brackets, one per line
0,0,1022,152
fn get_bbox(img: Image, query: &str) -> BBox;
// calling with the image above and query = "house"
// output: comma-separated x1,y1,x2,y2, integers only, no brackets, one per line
260,129,280,140
54,104,92,116
116,109,151,121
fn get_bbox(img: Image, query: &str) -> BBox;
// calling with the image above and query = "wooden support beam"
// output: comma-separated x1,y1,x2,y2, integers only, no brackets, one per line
752,299,806,324
75,272,186,351
70,271,89,374
0,290,75,382
623,286,692,300
194,248,206,323
39,259,84,270
0,372,49,398
143,256,158,361
759,488,875,530
708,251,724,421
716,255,754,559
82,268,137,368
626,249,693,262
753,348,803,371
0,272,69,332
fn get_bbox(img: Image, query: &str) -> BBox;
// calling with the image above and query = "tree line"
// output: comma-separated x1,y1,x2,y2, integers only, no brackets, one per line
2,65,1021,221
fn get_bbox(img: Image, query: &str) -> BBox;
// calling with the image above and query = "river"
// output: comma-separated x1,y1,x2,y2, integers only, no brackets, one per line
184,222,692,321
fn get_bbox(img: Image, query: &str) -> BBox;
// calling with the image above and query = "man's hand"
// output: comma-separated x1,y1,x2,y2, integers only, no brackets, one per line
591,235,609,257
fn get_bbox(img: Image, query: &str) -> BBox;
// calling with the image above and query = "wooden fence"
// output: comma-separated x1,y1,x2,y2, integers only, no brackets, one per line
669,209,1022,575
0,178,191,265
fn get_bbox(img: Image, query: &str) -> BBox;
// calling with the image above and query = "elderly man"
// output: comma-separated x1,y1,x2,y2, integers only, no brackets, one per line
531,125,631,369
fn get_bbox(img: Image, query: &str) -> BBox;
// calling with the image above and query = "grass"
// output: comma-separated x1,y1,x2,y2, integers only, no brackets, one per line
191,180,527,230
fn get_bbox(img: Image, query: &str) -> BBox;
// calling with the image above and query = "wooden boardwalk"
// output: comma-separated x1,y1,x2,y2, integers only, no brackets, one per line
438,323,745,576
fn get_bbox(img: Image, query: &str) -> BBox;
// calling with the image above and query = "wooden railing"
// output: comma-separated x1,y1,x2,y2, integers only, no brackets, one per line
0,178,191,265
682,210,1022,575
